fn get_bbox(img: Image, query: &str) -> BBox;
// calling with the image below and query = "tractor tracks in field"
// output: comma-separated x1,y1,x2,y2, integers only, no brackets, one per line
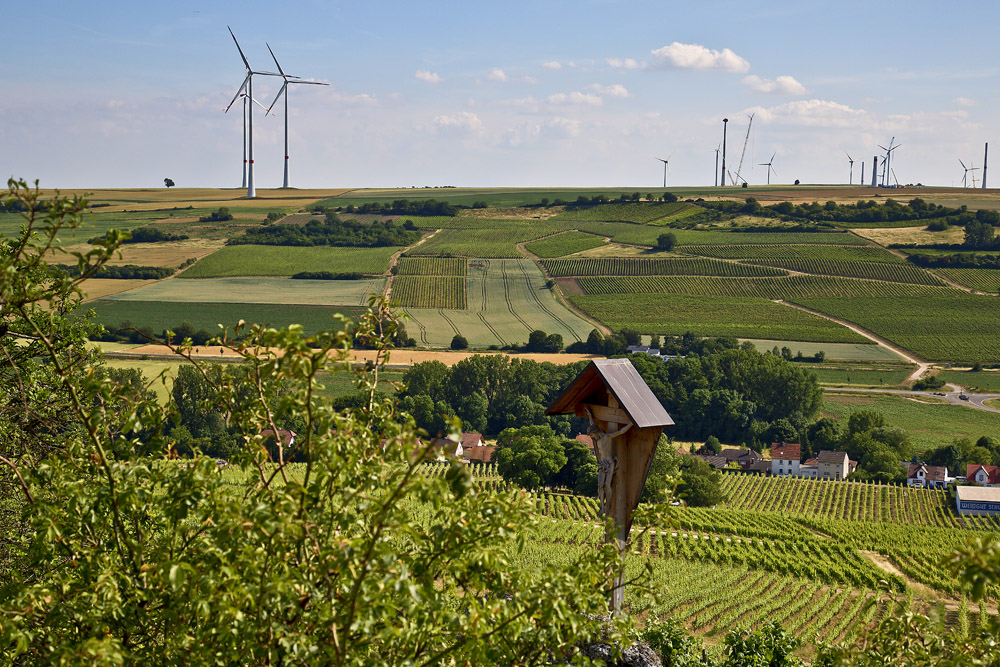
512,259,582,342
475,259,507,346
383,229,440,302
500,260,534,334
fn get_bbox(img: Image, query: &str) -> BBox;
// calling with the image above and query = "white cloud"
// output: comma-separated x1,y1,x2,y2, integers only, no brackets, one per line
547,91,603,106
749,99,867,128
433,111,483,133
542,60,562,70
606,57,639,70
523,76,538,85
954,96,978,107
741,74,807,95
488,68,508,82
648,42,749,72
587,83,630,98
415,70,443,84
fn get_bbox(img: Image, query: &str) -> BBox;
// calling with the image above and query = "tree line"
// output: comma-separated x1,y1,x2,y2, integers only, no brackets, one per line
230,211,421,247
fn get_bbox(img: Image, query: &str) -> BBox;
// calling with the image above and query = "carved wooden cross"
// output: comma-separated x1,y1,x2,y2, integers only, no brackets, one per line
546,359,674,613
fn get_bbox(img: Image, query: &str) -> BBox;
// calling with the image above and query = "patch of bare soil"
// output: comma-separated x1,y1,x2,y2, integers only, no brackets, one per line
556,277,583,296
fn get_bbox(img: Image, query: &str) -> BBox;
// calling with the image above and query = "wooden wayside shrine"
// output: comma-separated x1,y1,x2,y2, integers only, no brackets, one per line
547,358,674,613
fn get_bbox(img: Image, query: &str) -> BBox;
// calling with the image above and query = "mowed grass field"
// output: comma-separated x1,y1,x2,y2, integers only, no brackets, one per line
181,245,400,278
821,392,1000,452
102,277,385,306
740,339,905,362
90,301,366,337
402,259,595,348
570,294,868,343
524,231,607,258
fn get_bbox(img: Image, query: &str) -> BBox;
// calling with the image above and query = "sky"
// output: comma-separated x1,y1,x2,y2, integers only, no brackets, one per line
4,0,1000,190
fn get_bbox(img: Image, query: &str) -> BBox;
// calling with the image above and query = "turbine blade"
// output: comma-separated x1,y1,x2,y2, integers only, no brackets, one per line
770,152,776,163
224,73,251,112
266,83,287,115
266,42,286,77
290,80,329,86
960,159,968,169
228,26,251,70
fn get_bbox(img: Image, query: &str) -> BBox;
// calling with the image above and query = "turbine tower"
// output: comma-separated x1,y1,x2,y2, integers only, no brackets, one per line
713,145,720,187
959,159,978,188
984,142,989,189
721,118,728,187
655,156,670,188
266,43,329,189
877,137,900,188
225,27,279,199
845,152,854,185
758,152,776,185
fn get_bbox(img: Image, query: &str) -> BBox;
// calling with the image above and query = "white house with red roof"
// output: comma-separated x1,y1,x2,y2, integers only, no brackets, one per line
906,463,952,489
770,443,801,477
966,464,1000,487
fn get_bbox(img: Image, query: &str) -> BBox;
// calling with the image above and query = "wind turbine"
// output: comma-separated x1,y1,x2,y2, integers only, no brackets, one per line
265,43,329,189
877,137,901,187
846,152,854,185
655,156,671,188
758,152,776,185
959,159,980,188
230,91,268,189
713,145,720,187
225,26,280,198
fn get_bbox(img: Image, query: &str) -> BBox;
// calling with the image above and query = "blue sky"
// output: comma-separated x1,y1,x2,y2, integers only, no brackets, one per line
4,1,999,189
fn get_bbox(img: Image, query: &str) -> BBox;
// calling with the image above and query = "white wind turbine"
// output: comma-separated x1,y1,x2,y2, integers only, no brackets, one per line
265,43,329,189
225,26,280,198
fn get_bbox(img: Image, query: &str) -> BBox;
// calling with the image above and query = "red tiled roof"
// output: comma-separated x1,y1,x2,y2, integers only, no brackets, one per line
461,432,483,447
966,464,1000,484
260,429,296,445
464,445,496,463
575,434,596,454
908,463,949,482
771,443,801,461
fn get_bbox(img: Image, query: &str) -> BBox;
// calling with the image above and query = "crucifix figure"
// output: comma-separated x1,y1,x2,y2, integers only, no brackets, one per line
585,406,632,515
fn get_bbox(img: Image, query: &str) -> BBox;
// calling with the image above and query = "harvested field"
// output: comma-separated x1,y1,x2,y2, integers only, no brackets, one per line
180,245,399,278
64,240,224,268
118,344,597,367
850,225,965,246
81,279,158,301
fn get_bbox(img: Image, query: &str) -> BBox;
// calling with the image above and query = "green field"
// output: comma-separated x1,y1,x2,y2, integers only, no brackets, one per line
317,188,656,209
570,293,868,342
90,301,366,337
821,392,1000,452
402,259,595,347
805,364,916,387
740,339,904,361
390,276,466,309
936,268,1000,292
524,231,607,258
181,245,400,278
746,259,944,285
936,369,1000,392
794,295,1000,363
101,277,384,306
543,257,787,278
576,275,951,299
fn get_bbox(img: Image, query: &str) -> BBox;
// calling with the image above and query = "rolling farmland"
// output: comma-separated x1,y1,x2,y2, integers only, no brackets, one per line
549,202,690,223
936,268,1000,292
395,257,467,276
402,259,594,347
101,276,385,306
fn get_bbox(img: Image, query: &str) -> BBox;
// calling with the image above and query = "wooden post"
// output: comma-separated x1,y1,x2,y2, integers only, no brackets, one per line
609,393,627,614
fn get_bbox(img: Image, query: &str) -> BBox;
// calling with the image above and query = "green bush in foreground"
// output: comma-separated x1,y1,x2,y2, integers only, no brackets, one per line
0,180,630,664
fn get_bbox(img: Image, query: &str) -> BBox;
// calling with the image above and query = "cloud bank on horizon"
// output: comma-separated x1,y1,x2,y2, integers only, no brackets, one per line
2,1,996,189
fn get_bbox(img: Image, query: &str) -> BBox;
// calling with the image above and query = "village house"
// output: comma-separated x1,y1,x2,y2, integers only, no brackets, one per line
697,455,729,470
906,463,952,489
770,443,801,477
956,485,1000,516
798,458,819,479
816,450,851,480
719,448,764,469
575,433,595,455
463,444,496,464
966,464,1000,487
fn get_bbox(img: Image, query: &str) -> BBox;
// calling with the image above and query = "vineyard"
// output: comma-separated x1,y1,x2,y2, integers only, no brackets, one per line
576,275,951,299
543,257,788,278
395,257,467,276
524,231,607,258
937,268,1000,293
570,293,870,342
685,244,902,262
390,276,466,309
793,294,1000,363
408,226,550,258
745,258,945,285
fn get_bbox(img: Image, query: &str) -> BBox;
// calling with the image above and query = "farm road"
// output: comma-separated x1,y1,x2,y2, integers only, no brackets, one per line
772,299,931,384
826,387,1000,414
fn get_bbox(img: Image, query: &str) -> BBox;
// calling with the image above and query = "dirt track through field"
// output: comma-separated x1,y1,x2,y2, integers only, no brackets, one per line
772,299,929,383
